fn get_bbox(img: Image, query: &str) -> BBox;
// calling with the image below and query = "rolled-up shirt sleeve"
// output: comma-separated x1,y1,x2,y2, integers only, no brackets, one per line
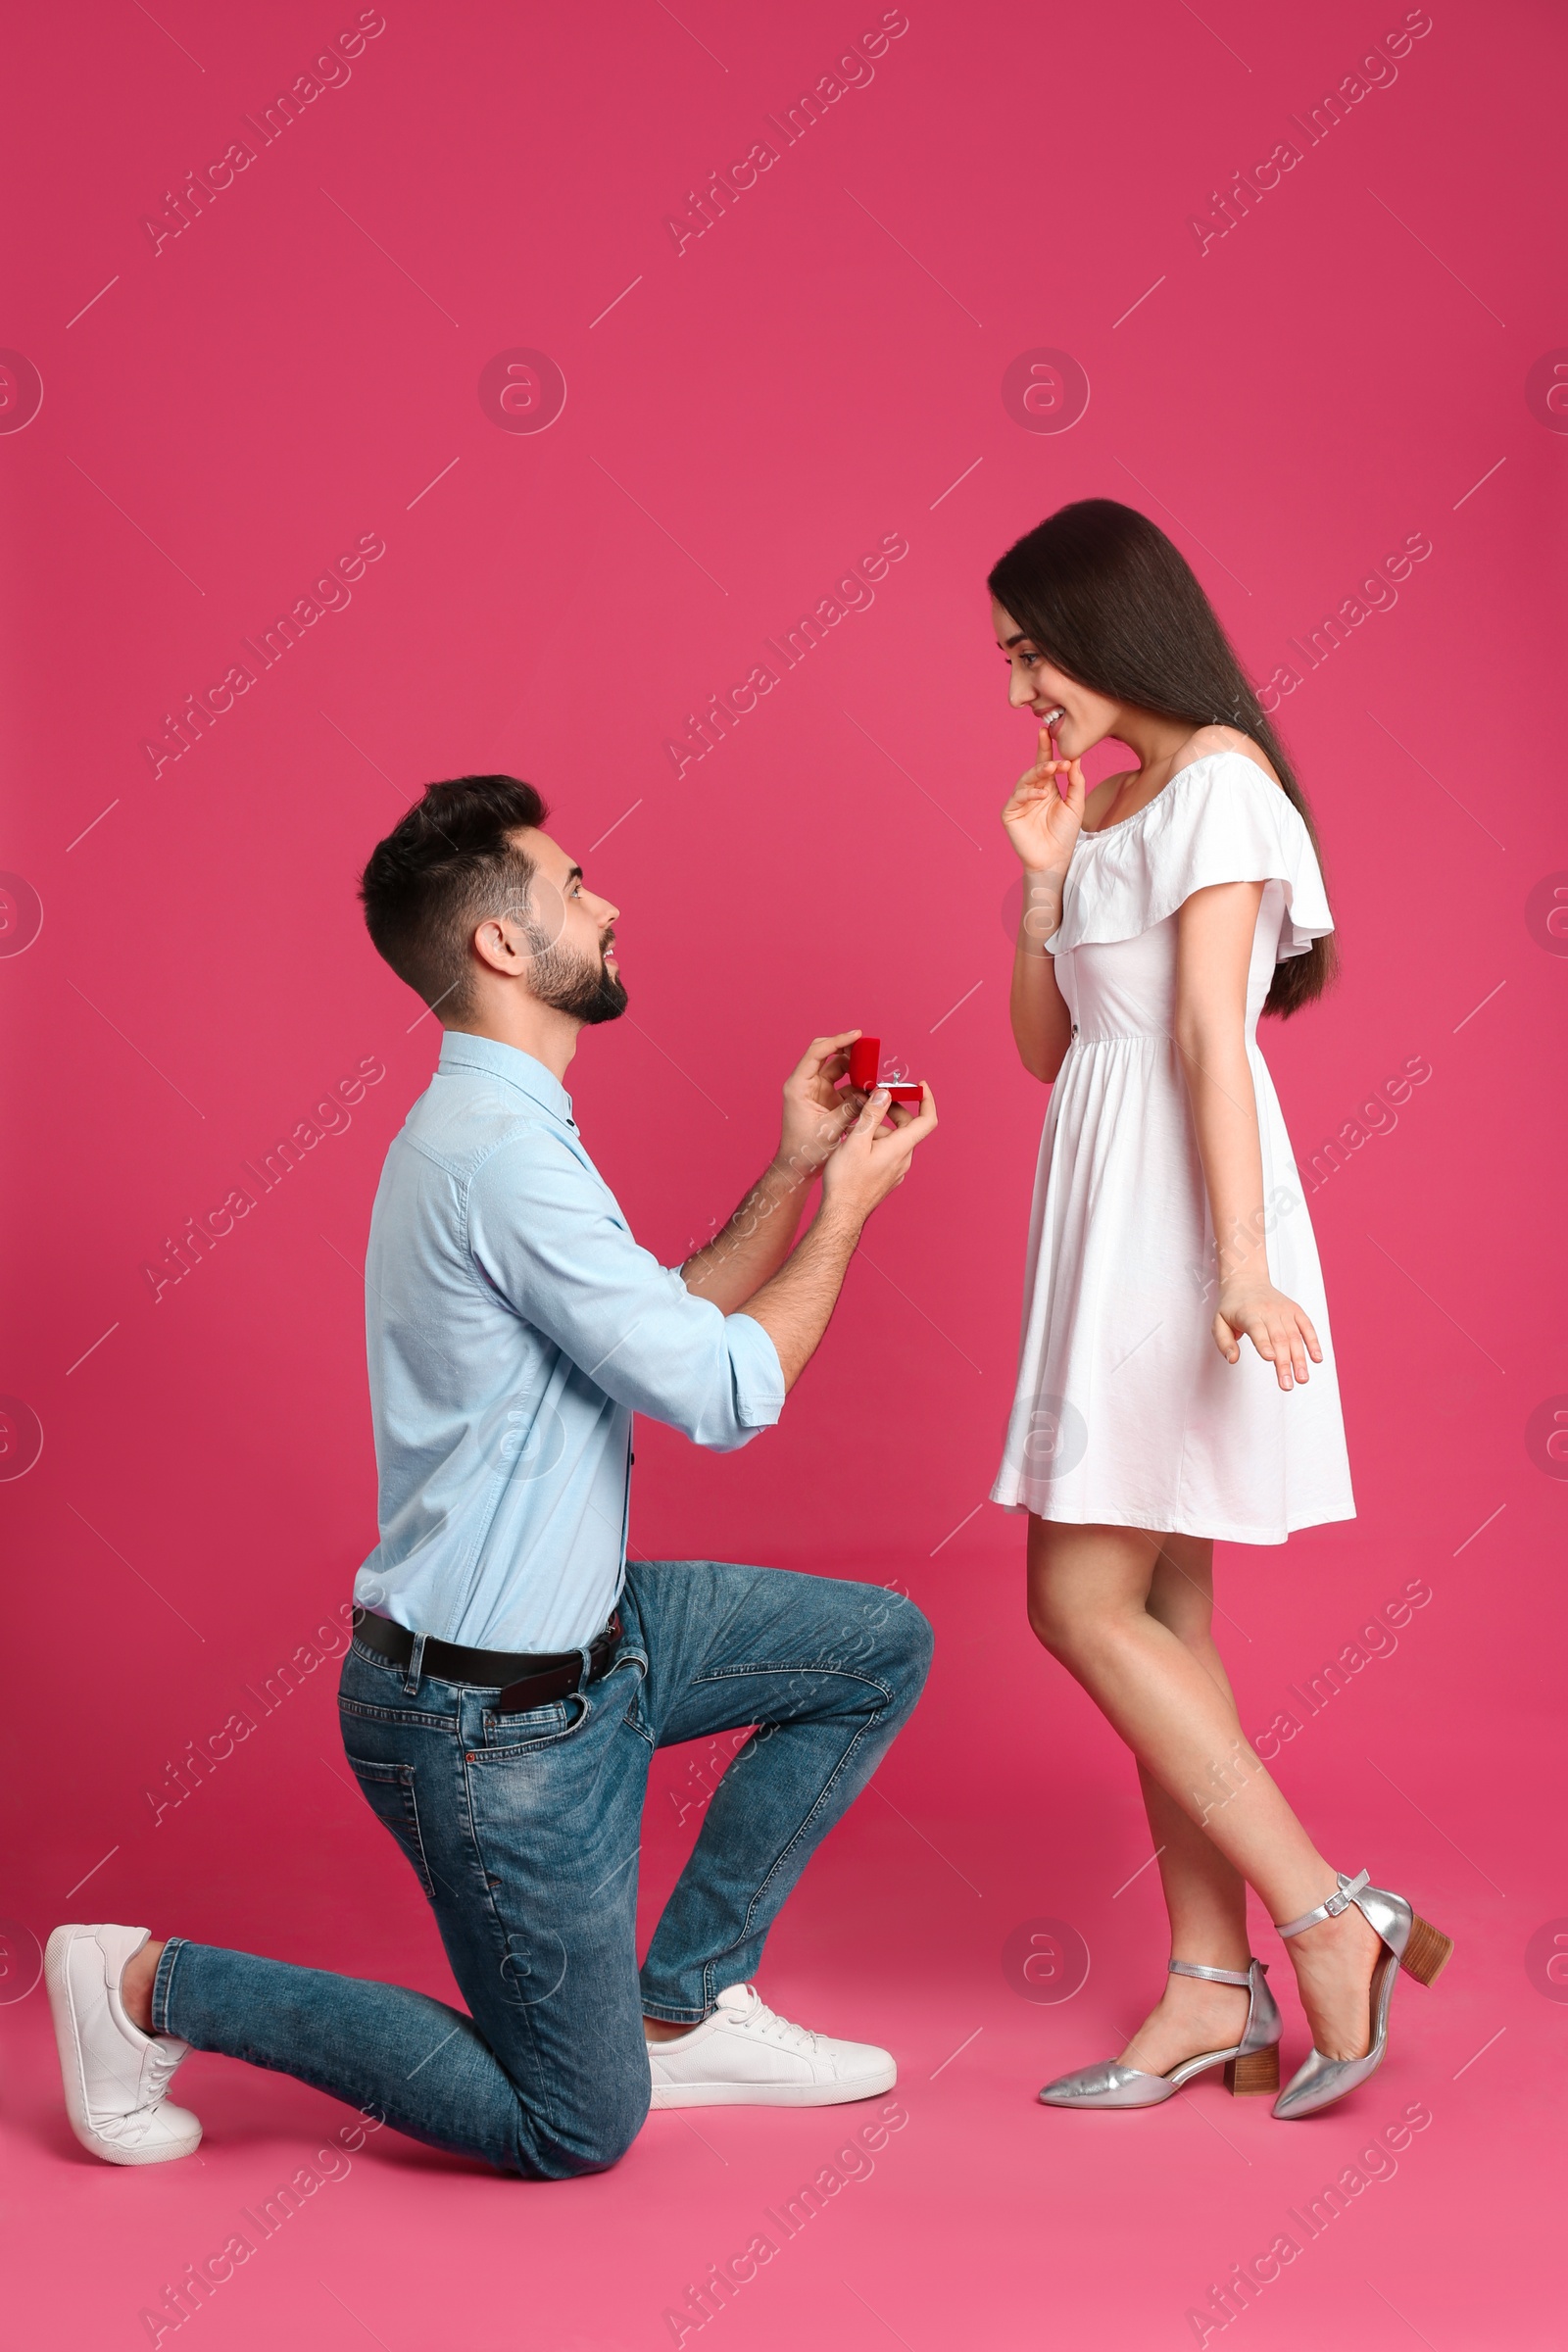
466,1129,784,1449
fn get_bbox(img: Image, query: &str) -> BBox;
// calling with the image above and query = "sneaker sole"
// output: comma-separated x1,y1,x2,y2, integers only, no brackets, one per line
45,1925,201,2166
650,2061,898,2109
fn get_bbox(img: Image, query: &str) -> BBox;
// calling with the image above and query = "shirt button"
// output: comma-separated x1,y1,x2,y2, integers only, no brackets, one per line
1071,1023,1079,1036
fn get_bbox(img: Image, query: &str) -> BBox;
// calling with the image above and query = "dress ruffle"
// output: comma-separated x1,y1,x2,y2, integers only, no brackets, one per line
1049,752,1334,962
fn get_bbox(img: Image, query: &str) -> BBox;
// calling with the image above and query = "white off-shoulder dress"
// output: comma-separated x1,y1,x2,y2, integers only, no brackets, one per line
991,750,1355,1544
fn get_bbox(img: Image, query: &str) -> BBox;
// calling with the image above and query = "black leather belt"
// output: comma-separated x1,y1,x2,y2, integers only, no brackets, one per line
351,1606,622,1715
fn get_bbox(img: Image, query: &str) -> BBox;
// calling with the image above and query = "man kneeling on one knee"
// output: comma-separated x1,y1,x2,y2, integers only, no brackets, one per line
48,773,937,2180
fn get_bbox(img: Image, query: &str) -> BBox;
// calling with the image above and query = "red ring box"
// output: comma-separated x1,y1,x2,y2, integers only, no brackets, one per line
848,1037,924,1104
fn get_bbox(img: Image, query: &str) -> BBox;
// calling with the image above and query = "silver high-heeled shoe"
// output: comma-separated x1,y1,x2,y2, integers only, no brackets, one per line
1272,1868,1453,2121
1039,1958,1282,2108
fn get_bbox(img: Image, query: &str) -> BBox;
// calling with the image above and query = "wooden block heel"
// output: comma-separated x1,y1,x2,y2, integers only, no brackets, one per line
1273,1870,1452,2119
1399,1914,1454,1987
1224,2045,1280,2097
1038,1959,1282,2109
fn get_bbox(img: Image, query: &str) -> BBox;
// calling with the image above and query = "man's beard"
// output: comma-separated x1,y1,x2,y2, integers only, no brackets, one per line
524,926,628,1025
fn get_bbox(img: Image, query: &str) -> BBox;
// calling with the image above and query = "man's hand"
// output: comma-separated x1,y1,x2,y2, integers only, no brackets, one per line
819,1083,939,1221
777,1030,866,1180
680,1031,884,1317
744,1083,940,1391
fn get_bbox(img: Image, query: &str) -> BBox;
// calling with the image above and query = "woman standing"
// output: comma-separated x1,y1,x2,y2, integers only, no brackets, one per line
989,500,1449,2118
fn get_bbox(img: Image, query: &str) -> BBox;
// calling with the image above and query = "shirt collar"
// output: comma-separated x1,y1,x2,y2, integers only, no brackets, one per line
436,1032,574,1125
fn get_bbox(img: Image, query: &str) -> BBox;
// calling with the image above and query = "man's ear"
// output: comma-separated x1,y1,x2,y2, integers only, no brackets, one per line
471,912,528,978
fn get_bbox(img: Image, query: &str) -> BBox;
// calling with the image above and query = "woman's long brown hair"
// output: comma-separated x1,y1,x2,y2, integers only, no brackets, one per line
988,498,1338,1016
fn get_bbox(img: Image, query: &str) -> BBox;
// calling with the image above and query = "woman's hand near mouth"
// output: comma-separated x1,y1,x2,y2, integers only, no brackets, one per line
1003,721,1087,875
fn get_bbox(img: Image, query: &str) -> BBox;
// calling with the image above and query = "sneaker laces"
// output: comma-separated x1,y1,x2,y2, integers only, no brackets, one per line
143,2039,186,2098
730,1985,823,2056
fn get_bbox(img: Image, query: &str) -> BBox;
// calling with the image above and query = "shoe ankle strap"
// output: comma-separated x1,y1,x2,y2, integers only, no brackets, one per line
1274,1868,1370,1938
1167,1958,1256,1986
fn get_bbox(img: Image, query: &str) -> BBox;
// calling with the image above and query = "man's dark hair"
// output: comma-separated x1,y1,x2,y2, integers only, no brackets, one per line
359,775,549,1015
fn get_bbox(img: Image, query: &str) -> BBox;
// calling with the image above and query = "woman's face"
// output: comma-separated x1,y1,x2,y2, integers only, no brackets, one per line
992,599,1119,760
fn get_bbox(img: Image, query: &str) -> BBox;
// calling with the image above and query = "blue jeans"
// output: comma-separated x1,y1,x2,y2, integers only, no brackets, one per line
153,1558,931,2179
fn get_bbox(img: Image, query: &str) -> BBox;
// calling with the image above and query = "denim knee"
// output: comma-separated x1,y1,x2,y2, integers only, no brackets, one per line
531,2068,651,2180
882,1593,934,1712
837,1585,932,1716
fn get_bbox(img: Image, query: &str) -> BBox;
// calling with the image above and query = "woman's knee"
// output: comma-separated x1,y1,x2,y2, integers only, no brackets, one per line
1149,1540,1214,1641
1026,1588,1127,1674
1026,1521,1161,1665
1026,1590,1074,1661
1148,1597,1214,1658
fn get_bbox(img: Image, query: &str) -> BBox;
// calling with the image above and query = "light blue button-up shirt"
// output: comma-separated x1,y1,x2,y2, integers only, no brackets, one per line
354,1033,785,1651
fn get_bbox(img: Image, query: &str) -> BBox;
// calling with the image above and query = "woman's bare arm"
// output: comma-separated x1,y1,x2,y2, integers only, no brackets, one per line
1003,730,1087,1082
1174,880,1322,1391
1009,874,1075,1081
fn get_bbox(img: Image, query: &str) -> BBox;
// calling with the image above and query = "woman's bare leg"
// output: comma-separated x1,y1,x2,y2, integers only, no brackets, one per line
1027,1514,1382,2064
1119,1538,1251,2071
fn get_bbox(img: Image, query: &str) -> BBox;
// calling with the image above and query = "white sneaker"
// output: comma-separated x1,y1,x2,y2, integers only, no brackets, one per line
46,1924,202,2165
647,1984,897,2108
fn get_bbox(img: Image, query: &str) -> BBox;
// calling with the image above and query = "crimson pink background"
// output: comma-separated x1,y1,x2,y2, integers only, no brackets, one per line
3,3,1565,2346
